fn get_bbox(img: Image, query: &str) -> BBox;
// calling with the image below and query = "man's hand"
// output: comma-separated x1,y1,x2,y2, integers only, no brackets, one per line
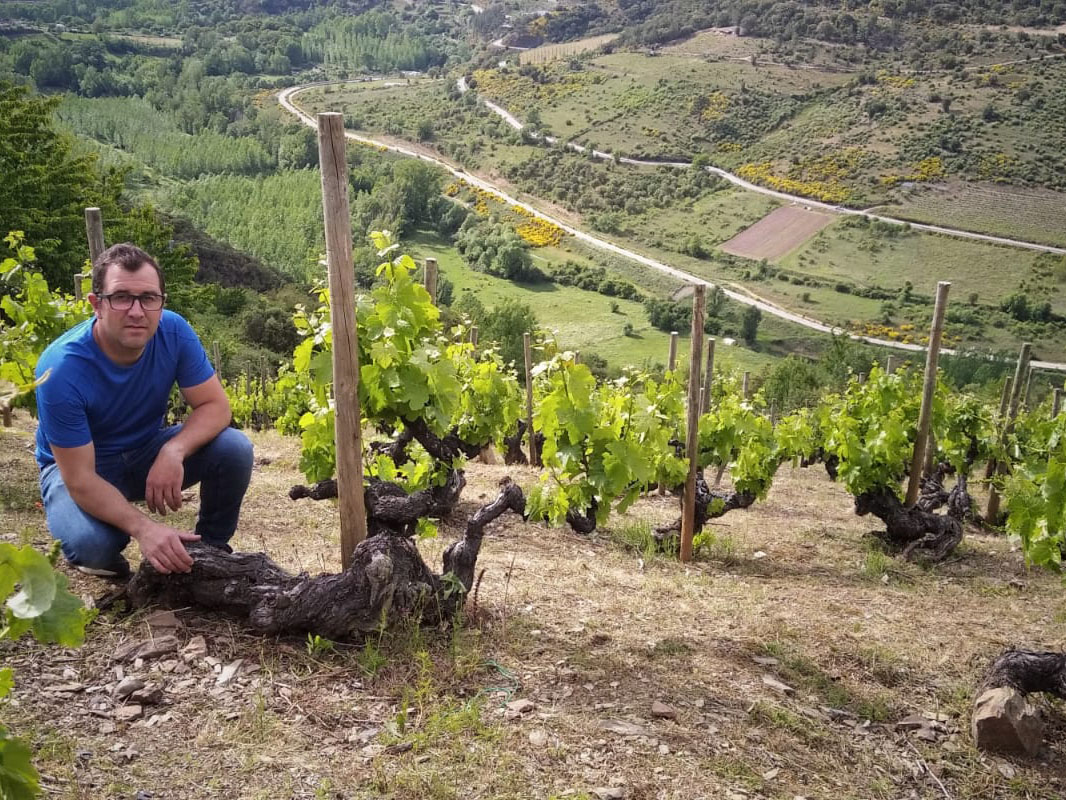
145,445,184,514
134,520,200,574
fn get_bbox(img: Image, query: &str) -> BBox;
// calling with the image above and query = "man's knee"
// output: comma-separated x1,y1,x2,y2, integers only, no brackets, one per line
209,427,253,478
43,493,128,568
40,465,128,568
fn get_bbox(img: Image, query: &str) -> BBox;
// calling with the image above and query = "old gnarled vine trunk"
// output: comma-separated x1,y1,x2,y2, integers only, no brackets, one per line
854,487,962,561
654,469,756,545
128,479,526,639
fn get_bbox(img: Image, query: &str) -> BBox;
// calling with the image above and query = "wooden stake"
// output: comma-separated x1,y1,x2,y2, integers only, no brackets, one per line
986,342,1031,524
905,281,950,507
84,207,105,264
469,326,478,347
680,285,705,563
1054,387,1062,419
984,376,1014,481
701,337,715,414
318,112,368,567
769,400,777,427
573,351,581,366
998,375,1012,418
668,332,679,372
857,372,866,384
924,430,937,478
424,257,438,304
80,206,106,301
1023,366,1034,410
1,399,11,428
885,355,894,373
523,332,539,466
742,371,750,400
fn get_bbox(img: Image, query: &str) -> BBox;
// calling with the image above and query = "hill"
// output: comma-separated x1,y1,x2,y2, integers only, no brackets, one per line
2,412,1064,798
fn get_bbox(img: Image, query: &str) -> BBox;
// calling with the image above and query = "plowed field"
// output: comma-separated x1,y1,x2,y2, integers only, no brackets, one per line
721,206,834,261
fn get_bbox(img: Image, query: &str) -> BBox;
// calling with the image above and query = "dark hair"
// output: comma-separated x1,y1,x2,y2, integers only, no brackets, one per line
92,243,165,296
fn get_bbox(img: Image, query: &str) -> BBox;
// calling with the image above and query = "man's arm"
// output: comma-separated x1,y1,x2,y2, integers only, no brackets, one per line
50,442,200,573
144,375,232,515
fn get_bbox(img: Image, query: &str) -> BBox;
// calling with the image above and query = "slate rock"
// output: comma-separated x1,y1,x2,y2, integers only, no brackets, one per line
114,677,146,699
506,698,535,715
972,687,1043,756
114,704,144,722
130,683,165,705
651,701,677,719
143,610,181,630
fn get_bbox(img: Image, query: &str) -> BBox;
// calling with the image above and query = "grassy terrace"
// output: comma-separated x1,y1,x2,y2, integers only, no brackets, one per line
406,231,780,374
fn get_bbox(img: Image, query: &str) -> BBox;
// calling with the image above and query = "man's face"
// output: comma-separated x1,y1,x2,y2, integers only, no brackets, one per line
88,263,164,361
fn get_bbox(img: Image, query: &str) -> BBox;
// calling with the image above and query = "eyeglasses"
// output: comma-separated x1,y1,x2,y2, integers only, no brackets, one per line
99,292,166,311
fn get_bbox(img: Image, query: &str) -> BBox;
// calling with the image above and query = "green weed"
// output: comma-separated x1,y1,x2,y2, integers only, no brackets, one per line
748,700,826,745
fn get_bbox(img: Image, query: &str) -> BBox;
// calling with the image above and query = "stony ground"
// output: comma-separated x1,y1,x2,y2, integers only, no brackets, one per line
2,413,1065,800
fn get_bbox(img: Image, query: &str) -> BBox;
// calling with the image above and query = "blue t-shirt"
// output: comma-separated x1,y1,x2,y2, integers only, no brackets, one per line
34,310,215,470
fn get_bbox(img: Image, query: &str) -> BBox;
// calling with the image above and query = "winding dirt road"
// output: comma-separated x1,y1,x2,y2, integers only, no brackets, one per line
278,82,1066,371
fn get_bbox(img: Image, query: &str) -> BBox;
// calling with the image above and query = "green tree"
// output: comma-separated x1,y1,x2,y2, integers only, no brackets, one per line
740,305,762,345
277,128,317,170
0,82,112,289
480,299,538,370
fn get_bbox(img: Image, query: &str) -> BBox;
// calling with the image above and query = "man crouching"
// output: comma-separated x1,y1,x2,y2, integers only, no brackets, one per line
35,243,252,579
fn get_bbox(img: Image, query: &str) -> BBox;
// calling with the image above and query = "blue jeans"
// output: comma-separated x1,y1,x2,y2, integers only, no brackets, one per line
39,425,253,570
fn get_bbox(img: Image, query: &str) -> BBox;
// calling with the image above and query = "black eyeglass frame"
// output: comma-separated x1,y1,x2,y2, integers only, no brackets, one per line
98,292,167,311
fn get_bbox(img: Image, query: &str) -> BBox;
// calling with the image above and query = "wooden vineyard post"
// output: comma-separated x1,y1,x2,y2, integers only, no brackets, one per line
742,371,750,401
1022,366,1034,410
573,351,581,366
668,332,679,372
984,376,1014,481
1,400,10,428
885,355,894,374
81,206,106,300
84,207,105,263
318,112,368,567
469,326,478,347
924,431,937,478
998,375,1012,417
986,342,1031,524
424,257,438,304
523,332,539,467
905,281,950,507
680,285,705,563
702,337,715,414
1054,388,1062,419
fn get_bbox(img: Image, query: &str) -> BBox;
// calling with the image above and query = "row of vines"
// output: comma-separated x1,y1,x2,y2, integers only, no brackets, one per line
222,236,1066,574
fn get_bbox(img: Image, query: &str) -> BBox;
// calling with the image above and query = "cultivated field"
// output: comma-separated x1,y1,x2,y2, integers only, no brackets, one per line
883,182,1066,248
661,28,766,60
780,221,1061,308
518,34,620,65
5,412,1065,800
721,206,835,261
626,186,780,250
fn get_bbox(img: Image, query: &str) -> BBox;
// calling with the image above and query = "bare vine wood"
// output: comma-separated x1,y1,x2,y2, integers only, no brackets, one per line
129,480,526,638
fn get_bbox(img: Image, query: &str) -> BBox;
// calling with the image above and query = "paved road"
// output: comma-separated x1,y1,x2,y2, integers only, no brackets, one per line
279,82,1066,371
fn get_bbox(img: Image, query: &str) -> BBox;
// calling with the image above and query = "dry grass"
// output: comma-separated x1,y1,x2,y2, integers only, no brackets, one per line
3,411,1065,799
519,34,620,66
